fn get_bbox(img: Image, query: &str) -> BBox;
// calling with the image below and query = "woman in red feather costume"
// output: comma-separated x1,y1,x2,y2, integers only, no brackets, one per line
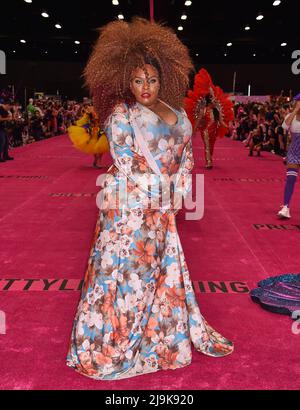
185,68,234,169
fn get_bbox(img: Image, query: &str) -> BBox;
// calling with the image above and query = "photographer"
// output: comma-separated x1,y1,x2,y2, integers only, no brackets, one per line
30,110,45,141
6,102,24,147
0,98,14,162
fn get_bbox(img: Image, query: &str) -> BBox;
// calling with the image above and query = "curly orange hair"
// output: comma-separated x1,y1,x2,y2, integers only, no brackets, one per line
84,17,194,126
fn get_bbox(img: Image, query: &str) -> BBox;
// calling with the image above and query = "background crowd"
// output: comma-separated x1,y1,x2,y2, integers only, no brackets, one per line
0,90,88,147
0,88,96,163
0,87,295,163
228,94,293,160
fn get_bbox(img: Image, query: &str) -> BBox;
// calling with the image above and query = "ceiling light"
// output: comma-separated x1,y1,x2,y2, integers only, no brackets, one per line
256,14,264,20
178,26,183,31
55,23,62,29
281,42,287,47
224,53,227,57
245,26,250,31
24,0,32,3
112,0,119,4
181,14,187,20
75,51,78,54
227,42,232,47
41,12,49,18
45,51,48,54
253,53,256,57
20,39,26,43
118,14,124,19
13,50,16,53
195,53,199,56
185,1,192,5
74,40,80,44
273,0,281,6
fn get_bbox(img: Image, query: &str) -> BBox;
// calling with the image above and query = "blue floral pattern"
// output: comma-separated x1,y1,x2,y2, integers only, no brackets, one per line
66,102,233,380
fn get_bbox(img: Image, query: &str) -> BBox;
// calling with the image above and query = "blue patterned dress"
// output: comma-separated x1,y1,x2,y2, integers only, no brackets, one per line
283,115,300,165
66,102,233,380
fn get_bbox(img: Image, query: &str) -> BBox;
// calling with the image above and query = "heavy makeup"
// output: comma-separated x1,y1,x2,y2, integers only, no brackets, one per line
130,64,178,126
130,64,160,108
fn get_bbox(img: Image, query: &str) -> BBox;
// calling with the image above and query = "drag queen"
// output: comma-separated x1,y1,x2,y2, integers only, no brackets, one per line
68,104,110,168
66,18,233,380
278,95,300,219
185,69,233,169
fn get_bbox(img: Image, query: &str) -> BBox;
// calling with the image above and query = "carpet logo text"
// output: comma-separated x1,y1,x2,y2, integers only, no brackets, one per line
0,278,250,294
253,224,300,231
0,175,49,179
213,177,283,183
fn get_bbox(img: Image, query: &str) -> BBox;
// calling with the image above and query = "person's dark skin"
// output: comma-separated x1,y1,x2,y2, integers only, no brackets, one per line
130,64,178,126
130,64,182,212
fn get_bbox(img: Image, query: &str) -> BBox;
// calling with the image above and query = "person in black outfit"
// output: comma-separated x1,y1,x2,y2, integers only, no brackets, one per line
30,111,45,141
248,126,264,157
0,99,14,162
261,127,275,153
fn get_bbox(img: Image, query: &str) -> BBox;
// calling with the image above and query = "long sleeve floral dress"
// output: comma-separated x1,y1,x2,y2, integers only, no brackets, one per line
66,101,233,380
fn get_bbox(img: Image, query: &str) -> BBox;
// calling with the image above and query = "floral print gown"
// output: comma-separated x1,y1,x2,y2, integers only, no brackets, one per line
66,102,234,380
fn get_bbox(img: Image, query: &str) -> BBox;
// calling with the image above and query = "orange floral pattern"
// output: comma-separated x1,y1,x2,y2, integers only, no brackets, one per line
66,103,233,380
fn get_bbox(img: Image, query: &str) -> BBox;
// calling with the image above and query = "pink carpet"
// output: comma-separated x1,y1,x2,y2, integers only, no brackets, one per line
0,135,300,390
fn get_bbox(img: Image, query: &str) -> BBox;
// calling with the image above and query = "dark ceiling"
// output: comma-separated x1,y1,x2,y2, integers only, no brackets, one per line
0,0,299,63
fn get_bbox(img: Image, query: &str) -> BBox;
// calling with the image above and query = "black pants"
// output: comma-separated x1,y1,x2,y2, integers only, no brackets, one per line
0,128,9,158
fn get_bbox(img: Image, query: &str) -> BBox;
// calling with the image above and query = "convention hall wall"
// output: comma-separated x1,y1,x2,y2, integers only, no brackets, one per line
1,60,299,102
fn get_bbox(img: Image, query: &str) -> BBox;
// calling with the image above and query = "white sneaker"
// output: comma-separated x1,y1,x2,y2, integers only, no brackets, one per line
277,205,291,219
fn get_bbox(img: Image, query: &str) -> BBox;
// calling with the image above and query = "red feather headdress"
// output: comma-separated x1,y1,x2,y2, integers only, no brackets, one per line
184,68,234,138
